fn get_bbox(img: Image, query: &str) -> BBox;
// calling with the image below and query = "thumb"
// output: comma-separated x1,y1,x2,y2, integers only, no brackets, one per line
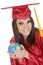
21,45,26,50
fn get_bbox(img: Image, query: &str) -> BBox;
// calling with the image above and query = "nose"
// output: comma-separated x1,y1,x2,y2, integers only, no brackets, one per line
24,24,28,29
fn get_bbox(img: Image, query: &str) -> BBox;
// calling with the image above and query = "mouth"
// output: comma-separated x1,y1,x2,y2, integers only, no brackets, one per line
24,29,29,32
23,29,29,33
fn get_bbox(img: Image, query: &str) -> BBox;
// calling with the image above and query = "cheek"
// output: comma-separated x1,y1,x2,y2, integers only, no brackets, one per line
28,23,32,29
17,23,24,29
17,25,23,32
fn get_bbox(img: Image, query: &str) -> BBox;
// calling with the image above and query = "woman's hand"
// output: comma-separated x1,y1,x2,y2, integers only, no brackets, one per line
8,44,29,63
8,52,17,59
8,44,29,59
21,45,29,59
13,45,30,63
14,45,29,59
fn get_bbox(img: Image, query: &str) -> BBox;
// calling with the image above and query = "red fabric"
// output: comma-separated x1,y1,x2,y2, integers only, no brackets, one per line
10,37,15,43
10,28,43,65
12,5,31,19
1,3,39,20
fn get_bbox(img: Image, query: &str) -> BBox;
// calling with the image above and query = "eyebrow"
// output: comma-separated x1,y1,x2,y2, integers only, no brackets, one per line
27,20,31,22
18,18,31,23
18,21,24,23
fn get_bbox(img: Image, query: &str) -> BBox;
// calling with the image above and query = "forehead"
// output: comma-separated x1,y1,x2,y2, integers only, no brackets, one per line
16,18,30,22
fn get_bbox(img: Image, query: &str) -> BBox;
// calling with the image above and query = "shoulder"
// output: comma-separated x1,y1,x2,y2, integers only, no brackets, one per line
35,28,40,40
35,28,43,41
35,28,40,35
10,36,16,44
35,28,43,36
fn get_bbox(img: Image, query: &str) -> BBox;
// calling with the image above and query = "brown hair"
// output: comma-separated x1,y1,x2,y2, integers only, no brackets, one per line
12,17,36,46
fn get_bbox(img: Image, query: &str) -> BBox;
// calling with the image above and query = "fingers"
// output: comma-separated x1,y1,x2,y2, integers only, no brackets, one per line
8,44,29,59
14,49,25,58
20,45,30,59
21,45,26,50
8,52,17,59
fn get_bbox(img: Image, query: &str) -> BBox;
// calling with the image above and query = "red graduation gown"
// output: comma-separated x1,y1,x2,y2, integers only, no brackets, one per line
10,28,43,65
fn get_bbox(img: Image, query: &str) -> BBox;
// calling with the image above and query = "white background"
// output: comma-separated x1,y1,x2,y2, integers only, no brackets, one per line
0,0,43,65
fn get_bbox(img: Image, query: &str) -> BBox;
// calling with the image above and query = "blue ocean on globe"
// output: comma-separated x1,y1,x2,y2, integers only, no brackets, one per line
8,42,22,53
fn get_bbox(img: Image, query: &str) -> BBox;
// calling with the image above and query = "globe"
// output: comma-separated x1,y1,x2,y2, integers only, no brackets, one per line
8,42,22,53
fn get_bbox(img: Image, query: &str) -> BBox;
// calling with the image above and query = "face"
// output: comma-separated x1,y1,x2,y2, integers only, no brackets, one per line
16,18,32,39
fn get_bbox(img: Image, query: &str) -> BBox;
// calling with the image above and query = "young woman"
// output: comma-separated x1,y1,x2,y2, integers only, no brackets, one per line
9,5,43,65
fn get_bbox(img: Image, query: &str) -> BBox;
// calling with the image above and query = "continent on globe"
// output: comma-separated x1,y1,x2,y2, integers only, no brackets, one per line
8,42,22,53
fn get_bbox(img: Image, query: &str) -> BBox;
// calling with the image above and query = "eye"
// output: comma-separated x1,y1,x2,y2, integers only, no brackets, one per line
19,22,23,25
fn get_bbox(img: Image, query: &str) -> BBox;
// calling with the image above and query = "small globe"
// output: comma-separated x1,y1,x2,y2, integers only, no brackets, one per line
8,42,22,53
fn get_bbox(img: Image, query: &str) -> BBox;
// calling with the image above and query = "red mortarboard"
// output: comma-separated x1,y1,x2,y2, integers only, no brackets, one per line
1,3,39,19
12,5,31,19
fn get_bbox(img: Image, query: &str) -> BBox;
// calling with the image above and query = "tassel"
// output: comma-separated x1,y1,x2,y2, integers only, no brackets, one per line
33,7,43,37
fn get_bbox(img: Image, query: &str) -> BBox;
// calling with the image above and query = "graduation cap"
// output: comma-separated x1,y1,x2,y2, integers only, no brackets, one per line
1,3,39,19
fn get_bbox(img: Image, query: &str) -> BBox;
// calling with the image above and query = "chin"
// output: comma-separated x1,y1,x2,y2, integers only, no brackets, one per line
24,32,30,36
23,33,30,37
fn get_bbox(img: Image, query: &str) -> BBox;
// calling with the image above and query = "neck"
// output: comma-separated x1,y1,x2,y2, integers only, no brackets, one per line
23,36,27,40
